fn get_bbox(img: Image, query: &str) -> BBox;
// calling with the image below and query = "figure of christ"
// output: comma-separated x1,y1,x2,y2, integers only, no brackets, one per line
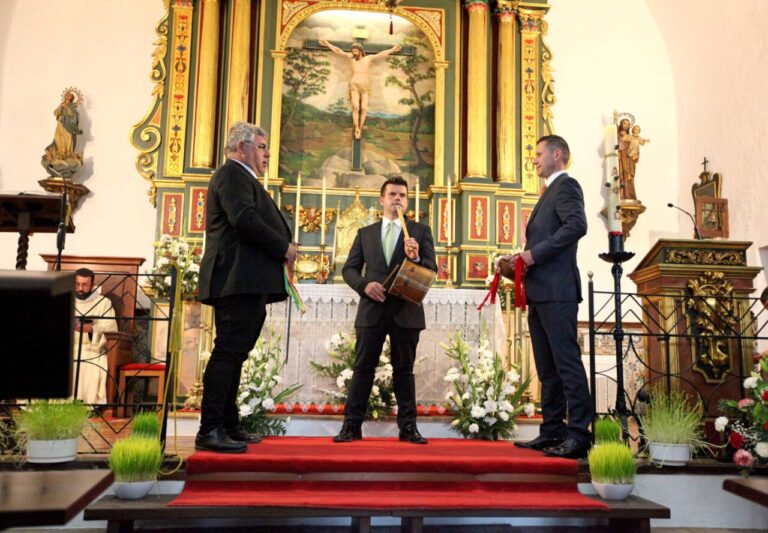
319,40,401,139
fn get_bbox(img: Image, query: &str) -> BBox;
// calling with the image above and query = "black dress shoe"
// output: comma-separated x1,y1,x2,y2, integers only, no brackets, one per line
543,438,591,459
333,422,362,443
226,425,263,444
399,423,428,444
514,435,564,451
195,427,247,454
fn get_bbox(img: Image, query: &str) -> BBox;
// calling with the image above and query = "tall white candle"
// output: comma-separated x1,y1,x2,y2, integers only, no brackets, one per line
446,176,452,247
413,178,421,222
294,173,302,243
604,124,622,233
320,177,327,246
263,165,269,191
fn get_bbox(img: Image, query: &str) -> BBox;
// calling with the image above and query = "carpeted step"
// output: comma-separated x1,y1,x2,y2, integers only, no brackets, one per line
169,479,607,511
186,436,578,477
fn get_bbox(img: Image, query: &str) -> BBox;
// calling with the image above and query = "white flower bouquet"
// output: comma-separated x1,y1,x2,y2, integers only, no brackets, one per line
146,235,202,300
442,331,533,440
237,333,301,436
311,331,421,421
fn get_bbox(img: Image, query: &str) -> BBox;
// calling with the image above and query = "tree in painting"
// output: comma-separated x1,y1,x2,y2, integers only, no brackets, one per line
282,47,331,136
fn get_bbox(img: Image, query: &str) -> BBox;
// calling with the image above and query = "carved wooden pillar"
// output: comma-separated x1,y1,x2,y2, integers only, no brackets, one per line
518,9,544,193
225,0,252,135
464,0,489,179
495,1,518,183
191,0,221,168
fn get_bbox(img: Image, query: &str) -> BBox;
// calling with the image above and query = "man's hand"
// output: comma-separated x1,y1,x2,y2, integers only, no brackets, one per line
404,237,419,261
364,282,387,303
285,243,298,270
496,254,519,278
319,39,329,47
392,44,402,53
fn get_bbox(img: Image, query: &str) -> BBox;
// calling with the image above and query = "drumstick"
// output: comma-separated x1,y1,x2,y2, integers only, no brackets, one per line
396,206,410,240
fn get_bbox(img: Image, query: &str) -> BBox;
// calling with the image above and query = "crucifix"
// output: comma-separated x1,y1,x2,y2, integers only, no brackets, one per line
305,30,412,170
701,156,709,174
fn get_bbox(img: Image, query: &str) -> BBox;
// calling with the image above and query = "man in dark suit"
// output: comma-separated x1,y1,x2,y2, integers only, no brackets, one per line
499,135,592,459
196,122,297,453
335,176,437,444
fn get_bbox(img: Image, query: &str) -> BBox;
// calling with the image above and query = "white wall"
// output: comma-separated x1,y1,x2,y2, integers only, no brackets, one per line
0,0,163,271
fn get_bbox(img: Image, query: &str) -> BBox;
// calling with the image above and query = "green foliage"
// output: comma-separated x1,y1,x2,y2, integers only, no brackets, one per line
237,333,301,436
108,437,163,483
442,332,533,441
131,412,160,439
588,443,636,484
282,47,331,134
640,389,704,445
310,331,397,421
594,416,623,444
14,399,91,441
146,235,201,300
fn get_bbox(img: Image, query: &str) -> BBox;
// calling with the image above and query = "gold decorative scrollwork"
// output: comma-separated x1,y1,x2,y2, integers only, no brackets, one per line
540,18,556,136
284,205,338,233
667,249,745,266
130,6,170,206
685,271,737,381
295,254,330,282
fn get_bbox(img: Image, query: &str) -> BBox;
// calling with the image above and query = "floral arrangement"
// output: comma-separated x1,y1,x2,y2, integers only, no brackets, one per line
442,332,534,440
146,235,201,300
310,331,424,421
237,333,301,436
715,354,768,474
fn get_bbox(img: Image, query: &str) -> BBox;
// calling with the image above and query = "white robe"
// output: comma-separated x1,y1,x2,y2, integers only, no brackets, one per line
73,289,118,404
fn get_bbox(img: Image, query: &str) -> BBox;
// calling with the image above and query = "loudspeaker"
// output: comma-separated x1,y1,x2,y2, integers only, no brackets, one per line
0,270,74,399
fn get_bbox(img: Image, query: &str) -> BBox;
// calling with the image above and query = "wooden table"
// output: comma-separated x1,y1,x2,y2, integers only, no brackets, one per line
0,469,113,529
723,477,768,508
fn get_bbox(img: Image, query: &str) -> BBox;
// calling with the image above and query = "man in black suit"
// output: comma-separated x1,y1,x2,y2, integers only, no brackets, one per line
500,135,592,459
335,176,437,444
195,122,297,453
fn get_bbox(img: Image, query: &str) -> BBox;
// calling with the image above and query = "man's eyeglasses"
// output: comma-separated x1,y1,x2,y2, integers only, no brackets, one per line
243,140,269,150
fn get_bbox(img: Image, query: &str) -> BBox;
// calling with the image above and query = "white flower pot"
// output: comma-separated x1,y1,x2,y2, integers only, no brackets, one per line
648,442,690,466
592,481,634,500
114,480,156,500
26,438,78,463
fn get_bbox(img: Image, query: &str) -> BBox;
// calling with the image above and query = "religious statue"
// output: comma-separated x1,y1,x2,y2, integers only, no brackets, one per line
42,88,85,178
616,117,649,202
318,40,401,139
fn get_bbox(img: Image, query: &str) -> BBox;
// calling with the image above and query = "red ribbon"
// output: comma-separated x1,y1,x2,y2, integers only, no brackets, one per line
477,271,501,311
514,258,527,311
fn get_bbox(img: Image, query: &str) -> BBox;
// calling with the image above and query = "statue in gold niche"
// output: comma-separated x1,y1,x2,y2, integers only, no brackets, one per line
617,117,649,202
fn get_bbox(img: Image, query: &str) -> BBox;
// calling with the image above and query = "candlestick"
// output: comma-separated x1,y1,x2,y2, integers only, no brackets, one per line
320,176,327,246
446,175,452,247
294,172,302,243
414,180,420,223
263,165,269,191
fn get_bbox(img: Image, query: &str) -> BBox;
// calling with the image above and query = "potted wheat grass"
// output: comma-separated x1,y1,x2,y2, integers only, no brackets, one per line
588,442,637,500
108,436,163,499
14,399,91,463
594,416,622,446
640,389,708,466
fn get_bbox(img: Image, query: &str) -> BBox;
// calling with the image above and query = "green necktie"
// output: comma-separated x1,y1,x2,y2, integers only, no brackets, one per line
383,221,395,265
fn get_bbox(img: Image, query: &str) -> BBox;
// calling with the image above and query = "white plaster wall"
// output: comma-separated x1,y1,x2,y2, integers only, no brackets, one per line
0,0,163,271
547,0,679,316
646,0,768,298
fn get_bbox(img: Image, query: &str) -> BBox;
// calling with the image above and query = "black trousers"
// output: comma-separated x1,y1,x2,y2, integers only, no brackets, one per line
199,294,268,434
527,300,593,443
344,313,421,429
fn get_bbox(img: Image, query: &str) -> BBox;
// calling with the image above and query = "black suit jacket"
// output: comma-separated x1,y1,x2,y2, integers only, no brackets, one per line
343,219,437,330
198,159,292,304
524,173,587,303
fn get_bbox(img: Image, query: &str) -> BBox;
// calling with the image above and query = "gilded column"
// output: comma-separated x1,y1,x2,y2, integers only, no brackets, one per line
518,9,545,193
268,49,287,180
225,0,251,135
496,1,518,183
434,60,448,186
191,0,220,168
464,0,489,179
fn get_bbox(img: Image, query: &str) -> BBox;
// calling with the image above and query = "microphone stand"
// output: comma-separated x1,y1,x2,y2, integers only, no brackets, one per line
667,203,702,240
49,165,70,271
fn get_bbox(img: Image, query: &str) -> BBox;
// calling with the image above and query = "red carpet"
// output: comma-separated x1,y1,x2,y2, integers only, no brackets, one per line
185,436,578,476
169,480,606,510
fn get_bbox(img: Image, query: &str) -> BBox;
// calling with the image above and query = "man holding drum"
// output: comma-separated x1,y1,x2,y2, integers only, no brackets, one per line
334,176,437,444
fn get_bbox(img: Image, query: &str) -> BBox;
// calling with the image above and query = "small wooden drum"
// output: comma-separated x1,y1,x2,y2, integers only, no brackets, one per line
387,259,436,305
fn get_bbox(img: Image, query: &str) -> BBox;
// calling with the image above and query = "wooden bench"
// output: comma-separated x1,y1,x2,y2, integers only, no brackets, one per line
723,477,768,508
84,493,669,533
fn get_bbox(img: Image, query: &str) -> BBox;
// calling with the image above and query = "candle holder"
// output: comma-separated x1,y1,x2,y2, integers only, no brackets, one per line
316,244,330,284
444,245,454,289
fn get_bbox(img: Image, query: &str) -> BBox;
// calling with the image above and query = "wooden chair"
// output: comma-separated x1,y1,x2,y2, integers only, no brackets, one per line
117,362,166,418
41,255,145,417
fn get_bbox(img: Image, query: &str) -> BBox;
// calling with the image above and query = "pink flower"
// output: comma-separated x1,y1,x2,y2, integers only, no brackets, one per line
738,398,755,409
734,449,755,468
730,431,745,449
